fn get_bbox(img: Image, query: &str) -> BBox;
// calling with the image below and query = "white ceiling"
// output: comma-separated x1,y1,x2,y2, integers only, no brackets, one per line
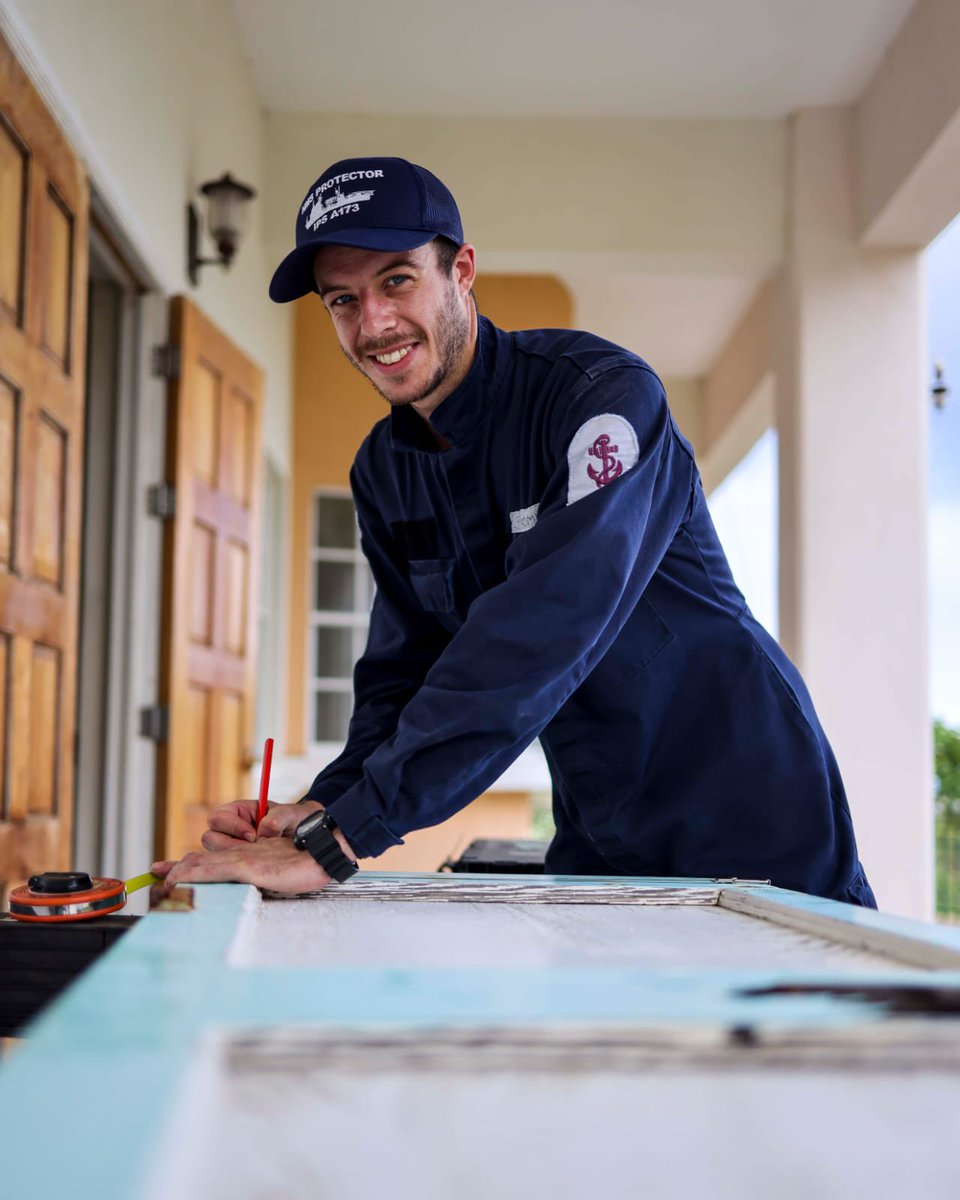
234,0,915,378
232,0,913,119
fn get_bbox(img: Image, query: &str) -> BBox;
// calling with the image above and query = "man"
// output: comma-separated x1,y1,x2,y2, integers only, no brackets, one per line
155,156,876,908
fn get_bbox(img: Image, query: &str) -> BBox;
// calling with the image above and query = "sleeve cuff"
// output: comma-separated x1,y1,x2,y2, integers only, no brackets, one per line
325,793,405,859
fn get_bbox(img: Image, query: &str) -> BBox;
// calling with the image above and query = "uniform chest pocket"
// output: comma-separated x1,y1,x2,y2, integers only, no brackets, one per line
408,557,457,614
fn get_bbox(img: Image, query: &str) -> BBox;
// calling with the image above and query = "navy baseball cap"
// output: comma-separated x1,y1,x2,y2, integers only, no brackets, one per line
268,156,464,303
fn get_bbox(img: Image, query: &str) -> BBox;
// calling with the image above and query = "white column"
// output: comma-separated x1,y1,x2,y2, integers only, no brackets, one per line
777,108,932,919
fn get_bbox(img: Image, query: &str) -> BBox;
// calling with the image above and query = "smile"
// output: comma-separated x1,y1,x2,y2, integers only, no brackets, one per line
372,346,412,365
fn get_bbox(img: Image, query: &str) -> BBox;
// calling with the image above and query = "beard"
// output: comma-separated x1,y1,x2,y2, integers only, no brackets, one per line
341,285,472,408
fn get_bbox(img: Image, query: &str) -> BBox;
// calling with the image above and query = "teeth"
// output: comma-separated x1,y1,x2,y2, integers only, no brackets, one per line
374,347,410,365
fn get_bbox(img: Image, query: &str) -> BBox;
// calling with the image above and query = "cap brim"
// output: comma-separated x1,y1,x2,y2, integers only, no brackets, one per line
268,228,438,303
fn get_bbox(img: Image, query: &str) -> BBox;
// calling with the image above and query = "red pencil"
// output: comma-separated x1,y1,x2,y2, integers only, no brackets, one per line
255,737,274,831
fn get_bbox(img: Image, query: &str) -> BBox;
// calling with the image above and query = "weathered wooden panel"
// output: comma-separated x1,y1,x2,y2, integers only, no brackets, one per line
0,378,17,566
192,360,219,487
188,522,214,645
33,412,65,586
236,892,913,973
0,116,25,321
28,643,59,815
223,540,247,656
41,187,73,370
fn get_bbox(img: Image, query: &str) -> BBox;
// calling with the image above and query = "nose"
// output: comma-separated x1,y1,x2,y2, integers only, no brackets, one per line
358,290,398,340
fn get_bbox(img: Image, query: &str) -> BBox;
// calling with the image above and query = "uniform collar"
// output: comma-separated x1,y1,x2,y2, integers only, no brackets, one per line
389,314,503,453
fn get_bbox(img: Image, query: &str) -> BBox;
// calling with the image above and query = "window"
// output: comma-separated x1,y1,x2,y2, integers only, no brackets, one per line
308,491,374,744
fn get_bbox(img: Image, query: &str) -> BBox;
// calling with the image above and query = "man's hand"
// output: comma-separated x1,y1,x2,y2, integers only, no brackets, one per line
152,836,333,894
204,798,323,848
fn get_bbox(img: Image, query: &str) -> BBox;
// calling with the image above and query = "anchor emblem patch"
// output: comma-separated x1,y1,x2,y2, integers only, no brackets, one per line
566,414,640,506
586,434,623,488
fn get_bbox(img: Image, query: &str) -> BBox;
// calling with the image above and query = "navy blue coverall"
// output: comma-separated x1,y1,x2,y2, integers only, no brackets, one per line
306,315,876,907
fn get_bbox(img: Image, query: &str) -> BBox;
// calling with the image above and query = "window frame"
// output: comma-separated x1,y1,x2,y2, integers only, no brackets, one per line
306,487,373,750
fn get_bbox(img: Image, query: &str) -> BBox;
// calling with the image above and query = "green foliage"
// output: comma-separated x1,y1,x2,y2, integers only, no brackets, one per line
934,718,960,834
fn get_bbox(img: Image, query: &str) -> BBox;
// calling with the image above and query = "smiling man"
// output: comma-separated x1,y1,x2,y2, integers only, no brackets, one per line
154,156,876,908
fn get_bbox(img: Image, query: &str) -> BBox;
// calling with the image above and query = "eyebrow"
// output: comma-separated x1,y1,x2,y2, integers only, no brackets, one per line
318,258,422,299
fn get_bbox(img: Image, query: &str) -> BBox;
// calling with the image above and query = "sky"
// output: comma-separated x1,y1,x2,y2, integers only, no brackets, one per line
707,222,960,728
707,429,778,638
925,214,960,727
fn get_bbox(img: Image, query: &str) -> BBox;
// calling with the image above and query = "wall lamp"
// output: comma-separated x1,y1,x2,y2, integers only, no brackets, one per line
931,361,949,410
187,172,257,286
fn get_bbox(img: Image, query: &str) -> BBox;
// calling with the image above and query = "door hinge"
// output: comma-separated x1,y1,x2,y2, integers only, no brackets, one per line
151,343,181,379
139,705,169,743
146,481,176,520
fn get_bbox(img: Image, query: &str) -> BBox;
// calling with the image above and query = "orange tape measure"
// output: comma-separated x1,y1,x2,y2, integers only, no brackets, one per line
8,871,159,923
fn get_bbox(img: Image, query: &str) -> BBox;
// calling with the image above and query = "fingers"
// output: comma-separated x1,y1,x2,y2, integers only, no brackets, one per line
162,849,244,885
257,810,299,838
201,830,251,852
207,800,258,842
156,838,334,893
151,860,175,878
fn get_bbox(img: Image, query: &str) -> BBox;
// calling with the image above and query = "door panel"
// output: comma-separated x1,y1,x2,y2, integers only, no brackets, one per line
156,297,264,860
0,31,88,889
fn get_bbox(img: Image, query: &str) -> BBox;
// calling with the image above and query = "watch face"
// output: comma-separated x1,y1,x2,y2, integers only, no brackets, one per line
295,809,328,846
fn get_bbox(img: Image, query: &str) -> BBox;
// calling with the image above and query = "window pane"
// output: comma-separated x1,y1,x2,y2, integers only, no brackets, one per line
357,562,375,611
315,496,356,549
314,561,354,611
313,691,352,742
315,626,355,678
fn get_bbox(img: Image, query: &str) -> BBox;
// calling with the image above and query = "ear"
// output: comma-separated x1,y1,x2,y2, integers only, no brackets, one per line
452,243,477,298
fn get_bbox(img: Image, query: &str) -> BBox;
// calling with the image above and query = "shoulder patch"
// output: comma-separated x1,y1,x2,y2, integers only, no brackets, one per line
567,413,640,505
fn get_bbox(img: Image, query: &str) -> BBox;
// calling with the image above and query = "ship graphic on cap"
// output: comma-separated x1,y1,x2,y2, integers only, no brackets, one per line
306,187,376,232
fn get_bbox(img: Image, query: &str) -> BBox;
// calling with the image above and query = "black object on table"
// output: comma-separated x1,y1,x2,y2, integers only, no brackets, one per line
0,913,139,1037
444,838,548,873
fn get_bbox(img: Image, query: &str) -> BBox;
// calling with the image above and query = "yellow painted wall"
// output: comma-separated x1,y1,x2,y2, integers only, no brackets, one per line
286,273,571,868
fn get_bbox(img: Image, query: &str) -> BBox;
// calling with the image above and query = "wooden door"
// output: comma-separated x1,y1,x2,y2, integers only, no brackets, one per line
0,34,89,887
156,297,264,860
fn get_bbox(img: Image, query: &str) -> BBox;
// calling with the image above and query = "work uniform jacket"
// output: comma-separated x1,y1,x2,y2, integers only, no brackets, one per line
306,315,876,906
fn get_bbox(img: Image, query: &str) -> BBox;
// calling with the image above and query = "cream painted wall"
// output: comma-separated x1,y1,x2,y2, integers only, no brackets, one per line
1,0,291,471
262,111,787,282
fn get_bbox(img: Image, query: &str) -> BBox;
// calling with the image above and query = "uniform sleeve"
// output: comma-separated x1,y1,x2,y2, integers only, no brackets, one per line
301,460,452,811
326,366,695,858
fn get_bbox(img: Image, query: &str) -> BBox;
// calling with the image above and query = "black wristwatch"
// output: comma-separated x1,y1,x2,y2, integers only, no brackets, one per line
293,809,359,883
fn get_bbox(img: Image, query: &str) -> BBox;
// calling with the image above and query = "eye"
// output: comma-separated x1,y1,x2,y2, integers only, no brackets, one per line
328,293,354,309
385,274,412,287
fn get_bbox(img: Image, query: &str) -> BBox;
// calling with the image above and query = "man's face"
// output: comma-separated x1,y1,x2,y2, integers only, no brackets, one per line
313,241,477,414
